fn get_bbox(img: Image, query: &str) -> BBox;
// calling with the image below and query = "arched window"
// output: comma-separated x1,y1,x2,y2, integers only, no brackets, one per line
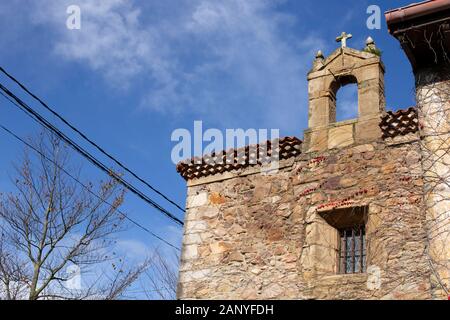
329,75,359,123
335,83,358,122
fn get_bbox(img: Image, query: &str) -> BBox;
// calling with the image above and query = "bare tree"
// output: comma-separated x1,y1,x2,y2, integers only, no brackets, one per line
0,132,150,300
0,232,30,299
141,249,179,300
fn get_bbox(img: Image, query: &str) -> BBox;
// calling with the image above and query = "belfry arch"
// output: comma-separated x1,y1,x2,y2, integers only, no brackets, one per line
304,37,385,152
330,74,358,122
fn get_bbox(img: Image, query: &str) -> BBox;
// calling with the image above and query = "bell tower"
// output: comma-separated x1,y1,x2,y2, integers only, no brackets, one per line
303,35,385,152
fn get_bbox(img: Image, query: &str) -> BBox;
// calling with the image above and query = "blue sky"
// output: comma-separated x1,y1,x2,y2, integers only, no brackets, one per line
0,0,417,286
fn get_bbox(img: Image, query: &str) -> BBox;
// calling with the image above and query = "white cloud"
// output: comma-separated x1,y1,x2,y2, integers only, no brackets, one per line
116,238,152,260
28,0,327,132
31,0,167,86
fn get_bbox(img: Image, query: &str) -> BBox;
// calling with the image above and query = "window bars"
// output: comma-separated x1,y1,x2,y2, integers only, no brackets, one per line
339,225,366,274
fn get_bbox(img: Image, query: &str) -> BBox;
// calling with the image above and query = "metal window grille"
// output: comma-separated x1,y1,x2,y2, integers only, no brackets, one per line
339,225,366,274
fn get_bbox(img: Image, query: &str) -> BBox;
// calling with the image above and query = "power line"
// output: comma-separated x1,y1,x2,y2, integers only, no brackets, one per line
0,66,185,213
0,86,183,226
0,83,184,226
0,123,180,251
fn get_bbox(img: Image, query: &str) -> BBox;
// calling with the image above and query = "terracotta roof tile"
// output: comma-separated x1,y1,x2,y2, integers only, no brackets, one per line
176,136,302,181
379,107,419,139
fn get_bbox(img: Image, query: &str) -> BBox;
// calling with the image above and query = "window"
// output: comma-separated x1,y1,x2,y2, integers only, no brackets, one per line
335,83,358,122
338,225,366,274
329,75,359,122
318,206,368,275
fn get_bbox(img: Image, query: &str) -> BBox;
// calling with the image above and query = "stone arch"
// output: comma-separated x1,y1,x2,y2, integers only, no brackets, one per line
329,74,359,122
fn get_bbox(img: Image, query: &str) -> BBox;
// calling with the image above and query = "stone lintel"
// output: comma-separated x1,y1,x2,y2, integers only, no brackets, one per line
307,58,384,81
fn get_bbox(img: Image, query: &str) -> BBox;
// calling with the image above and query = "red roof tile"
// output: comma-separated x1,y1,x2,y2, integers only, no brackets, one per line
379,107,419,139
176,136,302,181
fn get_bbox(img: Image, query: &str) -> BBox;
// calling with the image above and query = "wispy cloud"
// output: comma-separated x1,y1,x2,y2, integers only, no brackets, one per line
116,238,152,260
31,0,164,85
26,0,327,132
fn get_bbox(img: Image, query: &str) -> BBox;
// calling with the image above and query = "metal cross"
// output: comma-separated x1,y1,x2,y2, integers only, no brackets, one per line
336,32,353,48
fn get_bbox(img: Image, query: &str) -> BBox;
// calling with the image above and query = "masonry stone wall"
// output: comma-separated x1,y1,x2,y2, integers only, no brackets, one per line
177,134,432,299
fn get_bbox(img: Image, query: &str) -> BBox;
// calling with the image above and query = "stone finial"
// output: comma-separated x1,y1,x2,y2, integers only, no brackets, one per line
366,36,375,46
313,50,325,70
364,36,380,55
315,50,324,60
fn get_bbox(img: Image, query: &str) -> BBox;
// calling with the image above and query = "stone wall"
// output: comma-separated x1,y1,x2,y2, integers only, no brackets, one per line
177,135,432,299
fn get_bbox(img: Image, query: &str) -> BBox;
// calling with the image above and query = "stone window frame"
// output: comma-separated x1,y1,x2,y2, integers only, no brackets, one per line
316,206,369,275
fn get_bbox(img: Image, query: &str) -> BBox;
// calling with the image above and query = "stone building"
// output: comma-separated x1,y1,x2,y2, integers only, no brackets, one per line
176,1,449,300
